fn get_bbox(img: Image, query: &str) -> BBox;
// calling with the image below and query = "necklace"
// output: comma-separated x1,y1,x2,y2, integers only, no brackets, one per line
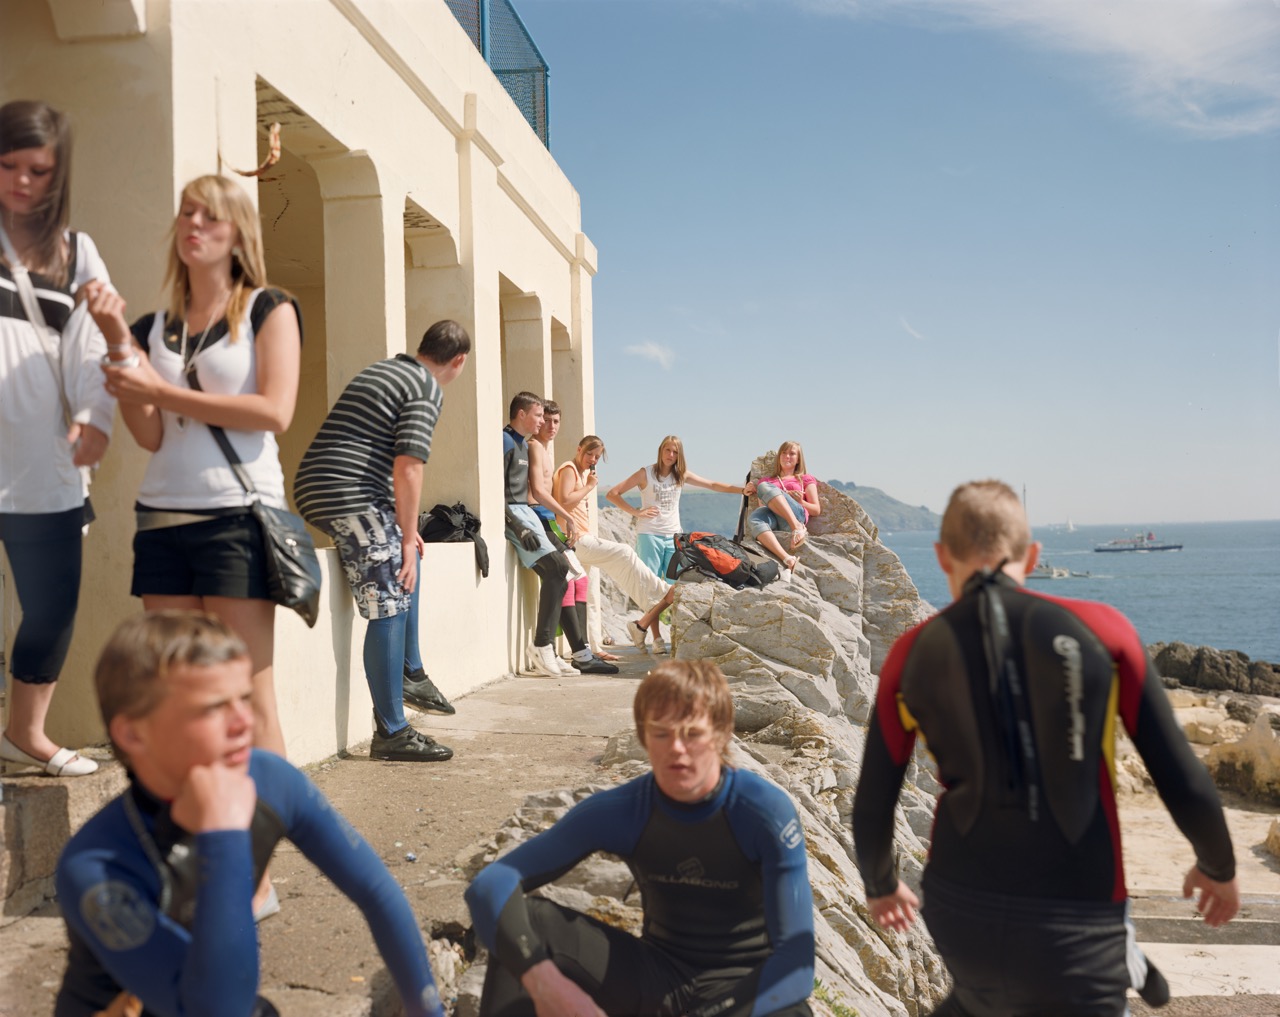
176,295,229,429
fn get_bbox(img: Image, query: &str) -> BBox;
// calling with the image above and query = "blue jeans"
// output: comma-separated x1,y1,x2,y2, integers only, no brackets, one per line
747,482,806,539
364,578,423,734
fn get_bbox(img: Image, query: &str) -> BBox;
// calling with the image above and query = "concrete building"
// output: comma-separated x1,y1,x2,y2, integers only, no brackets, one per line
1,0,598,764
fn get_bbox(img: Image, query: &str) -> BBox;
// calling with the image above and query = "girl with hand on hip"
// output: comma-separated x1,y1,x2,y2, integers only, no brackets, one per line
605,435,748,582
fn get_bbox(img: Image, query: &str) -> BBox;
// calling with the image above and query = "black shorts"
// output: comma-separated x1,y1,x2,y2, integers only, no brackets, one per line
132,511,271,600
922,872,1128,1017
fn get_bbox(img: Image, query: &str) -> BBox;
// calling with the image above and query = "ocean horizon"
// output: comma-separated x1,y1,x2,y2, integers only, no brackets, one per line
881,519,1280,664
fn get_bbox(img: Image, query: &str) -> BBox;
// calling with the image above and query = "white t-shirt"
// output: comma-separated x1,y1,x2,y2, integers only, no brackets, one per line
132,288,296,510
636,463,682,536
0,231,114,514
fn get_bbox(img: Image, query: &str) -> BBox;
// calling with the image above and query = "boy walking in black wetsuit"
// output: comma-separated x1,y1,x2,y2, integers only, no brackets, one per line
852,479,1239,1016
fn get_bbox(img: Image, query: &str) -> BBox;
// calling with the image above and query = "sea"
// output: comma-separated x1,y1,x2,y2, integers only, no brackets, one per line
881,520,1280,663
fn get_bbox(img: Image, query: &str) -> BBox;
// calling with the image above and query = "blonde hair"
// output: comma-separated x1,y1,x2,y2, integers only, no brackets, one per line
938,479,1030,564
653,435,687,485
634,660,734,764
95,611,248,764
165,175,268,337
773,440,807,477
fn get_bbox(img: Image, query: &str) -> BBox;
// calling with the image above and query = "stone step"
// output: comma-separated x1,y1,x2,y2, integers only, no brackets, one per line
1131,893,1280,946
1,755,125,926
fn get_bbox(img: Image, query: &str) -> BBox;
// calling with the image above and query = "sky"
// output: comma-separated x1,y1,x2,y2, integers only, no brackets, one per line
510,0,1280,526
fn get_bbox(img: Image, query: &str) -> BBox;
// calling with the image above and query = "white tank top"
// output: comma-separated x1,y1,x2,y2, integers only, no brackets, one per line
637,463,681,536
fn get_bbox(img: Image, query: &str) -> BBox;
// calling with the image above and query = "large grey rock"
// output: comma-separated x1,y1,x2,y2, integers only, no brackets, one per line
1150,642,1280,697
1206,710,1280,804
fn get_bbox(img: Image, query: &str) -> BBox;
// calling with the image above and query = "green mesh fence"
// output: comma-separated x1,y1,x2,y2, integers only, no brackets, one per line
444,0,550,147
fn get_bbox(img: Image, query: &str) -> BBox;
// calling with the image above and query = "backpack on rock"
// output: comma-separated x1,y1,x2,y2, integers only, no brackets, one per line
667,532,780,590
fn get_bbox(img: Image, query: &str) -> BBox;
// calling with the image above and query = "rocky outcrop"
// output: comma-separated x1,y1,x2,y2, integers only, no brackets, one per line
1206,710,1280,805
1149,642,1280,697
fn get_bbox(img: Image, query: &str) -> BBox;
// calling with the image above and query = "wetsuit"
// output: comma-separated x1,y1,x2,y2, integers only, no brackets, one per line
56,750,443,1017
466,767,814,1017
502,424,567,646
852,571,1235,1016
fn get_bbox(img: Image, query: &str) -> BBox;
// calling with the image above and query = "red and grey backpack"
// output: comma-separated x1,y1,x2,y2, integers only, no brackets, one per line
667,532,780,589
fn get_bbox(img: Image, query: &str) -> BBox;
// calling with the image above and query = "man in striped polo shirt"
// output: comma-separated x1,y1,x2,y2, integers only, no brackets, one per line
295,320,470,762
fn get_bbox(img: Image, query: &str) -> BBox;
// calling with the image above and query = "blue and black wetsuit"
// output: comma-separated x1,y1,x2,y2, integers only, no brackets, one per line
466,767,815,1017
55,750,443,1017
853,572,1235,1016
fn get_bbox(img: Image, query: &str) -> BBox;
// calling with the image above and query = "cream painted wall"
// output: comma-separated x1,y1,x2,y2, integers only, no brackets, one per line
1,0,597,763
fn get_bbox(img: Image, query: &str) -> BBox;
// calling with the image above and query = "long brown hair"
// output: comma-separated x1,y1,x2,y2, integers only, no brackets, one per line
652,435,687,485
774,440,807,477
0,100,73,286
165,175,268,338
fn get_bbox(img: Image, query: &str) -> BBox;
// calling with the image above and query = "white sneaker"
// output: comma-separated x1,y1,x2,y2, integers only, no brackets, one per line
556,654,578,676
629,620,648,651
524,644,562,677
652,636,668,655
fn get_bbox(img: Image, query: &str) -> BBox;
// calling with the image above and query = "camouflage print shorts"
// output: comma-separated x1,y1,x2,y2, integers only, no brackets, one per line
320,504,410,620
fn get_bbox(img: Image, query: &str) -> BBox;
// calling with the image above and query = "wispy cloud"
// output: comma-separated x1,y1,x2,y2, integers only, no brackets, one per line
794,0,1280,138
625,341,676,370
899,316,926,340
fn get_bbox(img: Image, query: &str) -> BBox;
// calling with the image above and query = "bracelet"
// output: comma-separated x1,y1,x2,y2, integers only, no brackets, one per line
107,343,133,354
101,352,141,370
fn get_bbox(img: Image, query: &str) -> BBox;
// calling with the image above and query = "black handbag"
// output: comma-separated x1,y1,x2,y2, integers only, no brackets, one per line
204,423,322,628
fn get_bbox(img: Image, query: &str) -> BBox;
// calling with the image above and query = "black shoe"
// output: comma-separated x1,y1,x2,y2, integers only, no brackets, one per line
571,655,620,675
1139,958,1170,1008
403,673,456,715
370,715,453,762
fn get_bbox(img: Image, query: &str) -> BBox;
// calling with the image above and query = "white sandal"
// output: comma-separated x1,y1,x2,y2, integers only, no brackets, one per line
0,735,99,777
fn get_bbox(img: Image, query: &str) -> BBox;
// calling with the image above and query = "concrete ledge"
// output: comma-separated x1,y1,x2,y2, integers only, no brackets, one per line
1,754,126,926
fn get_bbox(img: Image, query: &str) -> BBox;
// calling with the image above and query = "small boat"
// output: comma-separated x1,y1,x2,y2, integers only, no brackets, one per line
1094,531,1183,553
1029,561,1070,579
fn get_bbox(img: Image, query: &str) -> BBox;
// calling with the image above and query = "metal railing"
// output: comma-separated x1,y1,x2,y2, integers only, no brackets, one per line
444,0,550,147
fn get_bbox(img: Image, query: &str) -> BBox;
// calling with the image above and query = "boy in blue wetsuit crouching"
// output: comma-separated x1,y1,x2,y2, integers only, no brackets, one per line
466,660,815,1017
54,612,444,1017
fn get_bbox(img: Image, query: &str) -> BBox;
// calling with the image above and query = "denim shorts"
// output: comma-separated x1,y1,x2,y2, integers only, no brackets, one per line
319,503,410,620
505,503,558,568
746,482,807,539
133,510,271,600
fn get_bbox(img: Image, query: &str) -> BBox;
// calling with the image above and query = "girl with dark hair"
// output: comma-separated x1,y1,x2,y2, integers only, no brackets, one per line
0,100,118,777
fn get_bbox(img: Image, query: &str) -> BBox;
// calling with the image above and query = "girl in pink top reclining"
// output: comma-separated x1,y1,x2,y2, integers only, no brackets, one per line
745,440,821,579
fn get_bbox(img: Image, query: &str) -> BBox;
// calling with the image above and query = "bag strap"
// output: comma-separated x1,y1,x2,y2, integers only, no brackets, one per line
184,362,259,501
734,470,752,545
0,223,73,429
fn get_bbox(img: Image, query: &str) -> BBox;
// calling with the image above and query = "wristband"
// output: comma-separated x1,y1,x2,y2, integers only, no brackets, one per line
102,352,141,370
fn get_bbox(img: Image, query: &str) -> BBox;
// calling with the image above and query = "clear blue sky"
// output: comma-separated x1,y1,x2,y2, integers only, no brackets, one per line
515,0,1280,526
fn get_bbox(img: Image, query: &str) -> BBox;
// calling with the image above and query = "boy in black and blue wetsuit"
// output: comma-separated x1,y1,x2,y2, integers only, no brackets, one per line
466,660,815,1017
853,479,1239,1017
54,612,445,1017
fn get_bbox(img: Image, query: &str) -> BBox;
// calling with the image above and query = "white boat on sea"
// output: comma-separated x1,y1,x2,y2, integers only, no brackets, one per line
1094,531,1183,553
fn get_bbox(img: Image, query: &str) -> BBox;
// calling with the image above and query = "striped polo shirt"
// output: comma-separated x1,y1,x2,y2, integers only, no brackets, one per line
294,353,441,523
